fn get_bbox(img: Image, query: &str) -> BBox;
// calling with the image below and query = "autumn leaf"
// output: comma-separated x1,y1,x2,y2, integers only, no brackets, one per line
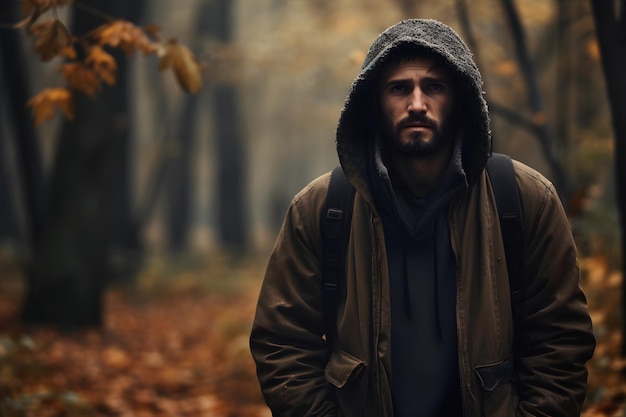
86,46,117,85
30,19,75,61
60,63,101,97
22,0,73,17
93,20,155,56
143,24,161,40
28,87,74,126
158,40,203,94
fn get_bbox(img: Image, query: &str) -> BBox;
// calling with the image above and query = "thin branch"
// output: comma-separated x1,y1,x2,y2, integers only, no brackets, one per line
72,1,114,23
455,0,479,54
489,102,539,135
499,0,574,201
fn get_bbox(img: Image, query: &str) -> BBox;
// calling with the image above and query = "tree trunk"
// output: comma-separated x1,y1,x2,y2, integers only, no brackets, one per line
205,0,248,255
166,94,198,253
0,0,45,246
21,0,145,327
0,88,19,242
555,0,574,159
589,0,626,356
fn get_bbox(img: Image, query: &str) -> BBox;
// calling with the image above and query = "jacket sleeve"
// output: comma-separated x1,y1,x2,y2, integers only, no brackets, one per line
249,183,338,417
514,170,595,417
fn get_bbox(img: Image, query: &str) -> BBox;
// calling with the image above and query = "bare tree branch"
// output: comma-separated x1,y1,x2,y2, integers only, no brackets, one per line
499,0,574,202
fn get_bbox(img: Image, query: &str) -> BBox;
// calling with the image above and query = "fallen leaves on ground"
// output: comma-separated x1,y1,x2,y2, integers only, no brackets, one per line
580,256,626,417
0,254,625,416
0,267,269,417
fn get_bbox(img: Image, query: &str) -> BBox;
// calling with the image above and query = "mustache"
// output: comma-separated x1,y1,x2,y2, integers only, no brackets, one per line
396,114,438,130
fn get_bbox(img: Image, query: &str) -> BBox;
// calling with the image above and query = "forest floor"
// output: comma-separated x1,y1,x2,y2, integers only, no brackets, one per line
0,252,625,417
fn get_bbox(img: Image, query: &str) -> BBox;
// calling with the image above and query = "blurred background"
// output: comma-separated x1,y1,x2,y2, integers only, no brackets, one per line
0,0,624,416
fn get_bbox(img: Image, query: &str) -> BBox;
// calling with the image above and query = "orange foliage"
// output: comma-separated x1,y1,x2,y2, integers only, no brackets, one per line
28,88,74,126
19,0,203,126
85,46,117,86
0,256,624,416
0,285,267,416
60,63,101,97
30,19,75,61
93,20,155,55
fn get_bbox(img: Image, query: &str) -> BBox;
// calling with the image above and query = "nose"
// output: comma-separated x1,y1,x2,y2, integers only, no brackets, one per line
407,89,427,113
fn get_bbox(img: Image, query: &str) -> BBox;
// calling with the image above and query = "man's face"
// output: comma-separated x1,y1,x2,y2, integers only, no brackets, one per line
379,56,457,157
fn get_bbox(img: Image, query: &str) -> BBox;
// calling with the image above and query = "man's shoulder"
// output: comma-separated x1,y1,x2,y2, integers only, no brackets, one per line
286,172,334,222
511,159,555,194
292,171,332,204
509,159,565,222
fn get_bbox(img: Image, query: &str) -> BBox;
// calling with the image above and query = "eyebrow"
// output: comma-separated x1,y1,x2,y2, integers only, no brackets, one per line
383,73,450,87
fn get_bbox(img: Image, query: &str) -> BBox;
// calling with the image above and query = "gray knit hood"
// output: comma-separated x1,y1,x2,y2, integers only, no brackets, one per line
336,19,491,198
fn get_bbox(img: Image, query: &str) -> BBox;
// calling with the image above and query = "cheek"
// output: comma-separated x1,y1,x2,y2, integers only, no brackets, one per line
382,101,404,124
441,96,456,119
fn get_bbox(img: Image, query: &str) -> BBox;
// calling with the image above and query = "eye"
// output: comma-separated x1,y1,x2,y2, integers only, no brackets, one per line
423,82,446,94
388,82,411,95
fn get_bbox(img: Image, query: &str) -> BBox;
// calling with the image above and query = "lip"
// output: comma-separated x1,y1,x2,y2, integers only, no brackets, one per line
403,124,432,129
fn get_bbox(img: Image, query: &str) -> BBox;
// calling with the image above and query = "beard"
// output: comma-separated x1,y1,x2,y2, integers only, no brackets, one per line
383,114,454,158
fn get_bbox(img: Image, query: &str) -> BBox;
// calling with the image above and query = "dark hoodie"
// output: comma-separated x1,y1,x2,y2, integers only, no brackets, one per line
335,19,492,416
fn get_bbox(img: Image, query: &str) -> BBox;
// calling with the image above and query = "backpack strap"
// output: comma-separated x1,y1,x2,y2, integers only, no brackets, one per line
321,166,355,347
486,153,525,300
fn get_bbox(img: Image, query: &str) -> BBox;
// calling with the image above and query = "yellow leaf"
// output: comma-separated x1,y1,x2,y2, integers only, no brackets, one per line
158,40,203,93
86,46,117,85
30,19,74,61
93,20,155,56
28,87,74,126
60,63,101,97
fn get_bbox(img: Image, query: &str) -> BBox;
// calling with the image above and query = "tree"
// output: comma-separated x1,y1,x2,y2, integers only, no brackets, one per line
498,0,574,202
589,0,626,355
455,0,576,205
21,0,147,327
0,0,45,247
5,0,202,328
206,0,248,255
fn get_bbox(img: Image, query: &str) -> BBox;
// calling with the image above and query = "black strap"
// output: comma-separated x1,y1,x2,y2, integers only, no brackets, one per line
486,153,525,298
321,166,355,346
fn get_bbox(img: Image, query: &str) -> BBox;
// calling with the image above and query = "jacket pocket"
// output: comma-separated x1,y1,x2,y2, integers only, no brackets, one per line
475,357,516,391
475,357,518,417
324,349,367,389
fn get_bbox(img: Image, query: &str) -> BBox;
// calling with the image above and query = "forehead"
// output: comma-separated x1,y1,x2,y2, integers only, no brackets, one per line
380,55,452,81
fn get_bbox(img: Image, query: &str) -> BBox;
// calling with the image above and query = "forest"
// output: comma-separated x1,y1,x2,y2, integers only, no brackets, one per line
0,0,625,415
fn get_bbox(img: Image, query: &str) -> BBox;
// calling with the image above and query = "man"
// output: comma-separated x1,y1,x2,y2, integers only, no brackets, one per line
250,19,595,417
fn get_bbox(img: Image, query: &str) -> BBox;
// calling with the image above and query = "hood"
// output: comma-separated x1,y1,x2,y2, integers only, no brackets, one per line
336,19,491,197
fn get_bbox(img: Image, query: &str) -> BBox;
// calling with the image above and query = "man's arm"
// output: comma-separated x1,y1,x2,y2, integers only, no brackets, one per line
515,173,596,417
250,190,338,417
